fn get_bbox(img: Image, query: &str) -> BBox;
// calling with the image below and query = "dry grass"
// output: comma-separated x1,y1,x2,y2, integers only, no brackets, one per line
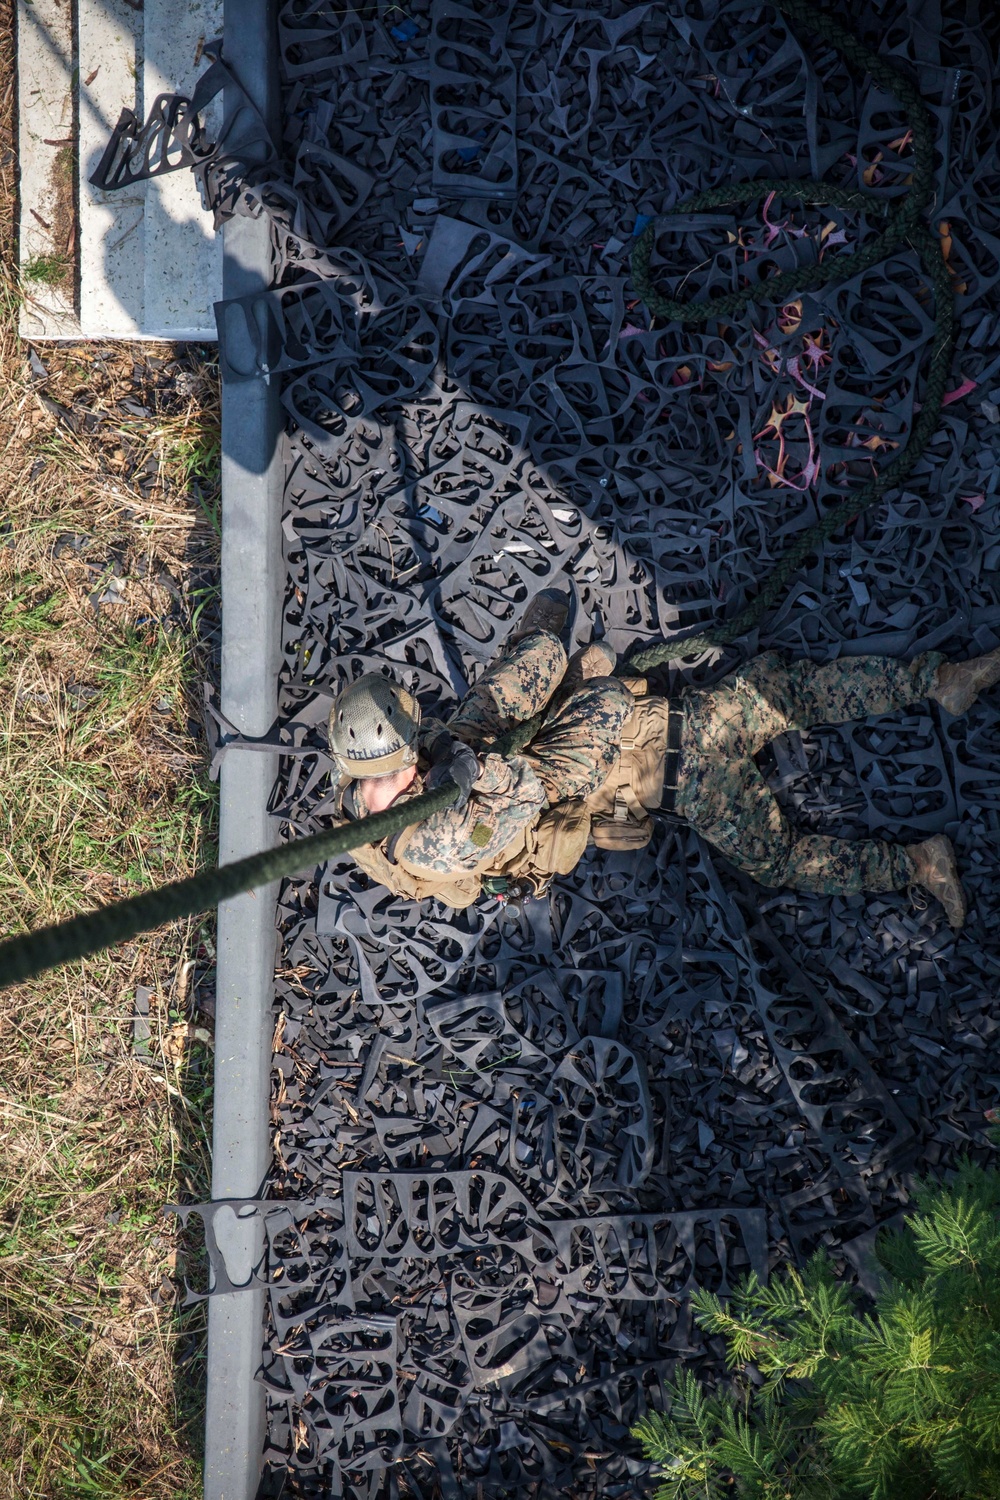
1,4,221,1494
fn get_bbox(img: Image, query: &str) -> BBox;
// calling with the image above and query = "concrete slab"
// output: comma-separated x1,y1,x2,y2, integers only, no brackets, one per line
78,0,145,337
143,0,223,338
18,0,222,338
16,0,79,339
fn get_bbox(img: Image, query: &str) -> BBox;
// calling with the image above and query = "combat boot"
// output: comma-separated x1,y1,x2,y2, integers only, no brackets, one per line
930,645,1000,717
909,835,966,929
510,588,570,645
562,640,617,692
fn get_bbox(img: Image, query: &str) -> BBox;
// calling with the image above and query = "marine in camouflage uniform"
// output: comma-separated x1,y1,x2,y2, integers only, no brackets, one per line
333,600,999,921
673,648,946,895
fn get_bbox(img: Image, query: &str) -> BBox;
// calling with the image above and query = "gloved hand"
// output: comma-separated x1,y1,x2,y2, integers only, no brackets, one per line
425,734,480,810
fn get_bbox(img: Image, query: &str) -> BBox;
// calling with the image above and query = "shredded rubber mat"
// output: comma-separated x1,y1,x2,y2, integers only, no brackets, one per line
171,0,1000,1493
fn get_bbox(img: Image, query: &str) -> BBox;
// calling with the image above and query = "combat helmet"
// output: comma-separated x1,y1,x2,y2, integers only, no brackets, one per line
328,672,421,778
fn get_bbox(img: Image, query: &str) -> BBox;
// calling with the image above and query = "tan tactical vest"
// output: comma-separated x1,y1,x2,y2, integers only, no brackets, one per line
344,679,673,906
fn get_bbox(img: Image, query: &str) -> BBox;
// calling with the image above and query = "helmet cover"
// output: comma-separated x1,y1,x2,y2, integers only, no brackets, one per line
328,672,421,777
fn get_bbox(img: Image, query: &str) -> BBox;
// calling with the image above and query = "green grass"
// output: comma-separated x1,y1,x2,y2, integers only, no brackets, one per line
28,430,82,470
21,253,69,287
54,145,74,184
3,1301,204,1500
0,328,221,1498
154,414,222,537
0,1072,211,1499
164,428,221,491
0,32,217,1500
3,1325,139,1499
1,622,218,911
1,572,60,637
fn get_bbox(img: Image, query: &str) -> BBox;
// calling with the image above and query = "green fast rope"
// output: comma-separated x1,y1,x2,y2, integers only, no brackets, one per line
0,711,543,990
0,778,457,990
0,0,954,989
625,0,954,671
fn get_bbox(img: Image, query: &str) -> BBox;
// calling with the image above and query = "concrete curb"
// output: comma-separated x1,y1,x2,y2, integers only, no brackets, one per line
203,2,281,1497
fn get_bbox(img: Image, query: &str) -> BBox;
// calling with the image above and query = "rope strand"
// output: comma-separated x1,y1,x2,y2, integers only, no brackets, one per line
0,780,458,990
0,711,549,989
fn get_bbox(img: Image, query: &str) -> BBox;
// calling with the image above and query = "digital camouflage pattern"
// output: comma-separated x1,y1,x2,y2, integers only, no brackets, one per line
394,750,548,874
449,628,568,742
674,648,947,894
521,675,636,804
352,630,948,895
400,630,634,873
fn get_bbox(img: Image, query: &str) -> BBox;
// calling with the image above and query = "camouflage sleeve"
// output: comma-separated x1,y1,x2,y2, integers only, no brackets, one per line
397,753,547,873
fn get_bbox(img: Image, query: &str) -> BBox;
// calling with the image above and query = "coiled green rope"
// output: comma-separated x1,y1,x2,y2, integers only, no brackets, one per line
0,0,954,988
625,0,954,670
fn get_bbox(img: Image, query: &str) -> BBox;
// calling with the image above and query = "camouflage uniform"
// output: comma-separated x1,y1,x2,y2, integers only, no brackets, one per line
674,648,946,895
394,630,634,875
356,630,947,897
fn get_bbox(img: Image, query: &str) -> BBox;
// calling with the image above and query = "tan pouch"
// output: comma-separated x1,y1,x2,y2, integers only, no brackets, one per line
590,808,654,851
531,798,592,874
584,695,673,851
486,798,592,895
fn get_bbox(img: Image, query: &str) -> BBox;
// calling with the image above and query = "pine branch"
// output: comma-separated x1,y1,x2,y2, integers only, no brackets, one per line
632,1169,1000,1500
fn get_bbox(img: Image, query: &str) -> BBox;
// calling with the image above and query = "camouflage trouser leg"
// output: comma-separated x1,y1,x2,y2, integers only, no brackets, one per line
522,677,636,803
450,628,633,803
674,649,947,895
449,629,567,745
